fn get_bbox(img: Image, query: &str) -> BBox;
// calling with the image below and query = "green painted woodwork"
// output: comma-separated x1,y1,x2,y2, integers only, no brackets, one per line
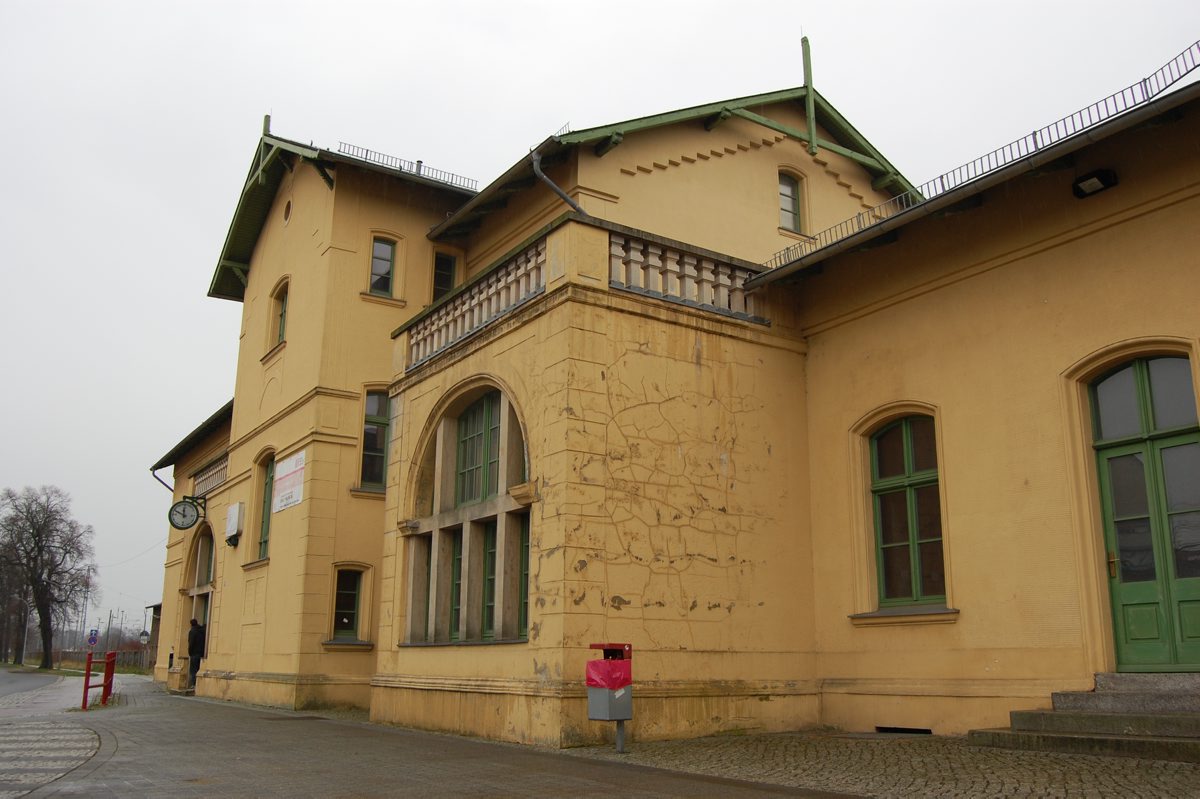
455,392,501,506
594,132,623,157
450,531,463,641
481,522,497,640
870,416,944,606
731,109,884,171
518,514,530,638
258,457,274,561
360,391,389,489
802,37,817,156
1093,356,1200,670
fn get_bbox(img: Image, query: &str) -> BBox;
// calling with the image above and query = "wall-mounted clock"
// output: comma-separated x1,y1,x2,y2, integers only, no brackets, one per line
168,500,200,530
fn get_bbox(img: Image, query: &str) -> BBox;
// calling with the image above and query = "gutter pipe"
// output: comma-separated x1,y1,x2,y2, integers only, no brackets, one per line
531,149,586,215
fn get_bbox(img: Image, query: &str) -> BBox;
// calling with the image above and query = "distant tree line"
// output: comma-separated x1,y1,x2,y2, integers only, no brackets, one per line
0,486,98,668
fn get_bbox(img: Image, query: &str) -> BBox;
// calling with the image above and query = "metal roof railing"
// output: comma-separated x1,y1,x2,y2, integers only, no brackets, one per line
336,142,478,191
763,39,1200,271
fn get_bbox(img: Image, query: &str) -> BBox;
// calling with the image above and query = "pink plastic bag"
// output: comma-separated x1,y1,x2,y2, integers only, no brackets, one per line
586,659,632,689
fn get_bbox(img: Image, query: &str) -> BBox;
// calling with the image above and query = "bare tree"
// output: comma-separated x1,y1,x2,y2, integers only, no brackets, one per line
0,487,98,669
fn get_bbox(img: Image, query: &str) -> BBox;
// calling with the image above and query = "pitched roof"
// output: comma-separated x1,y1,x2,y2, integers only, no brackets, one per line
429,86,914,241
209,132,477,302
150,400,233,471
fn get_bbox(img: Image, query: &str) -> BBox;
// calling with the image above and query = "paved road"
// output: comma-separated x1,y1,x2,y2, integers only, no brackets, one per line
0,672,56,700
0,672,1198,798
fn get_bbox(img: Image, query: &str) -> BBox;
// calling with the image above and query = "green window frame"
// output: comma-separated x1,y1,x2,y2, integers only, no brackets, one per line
370,238,395,297
360,391,389,489
518,514,530,638
481,522,497,640
433,253,456,302
274,285,288,345
456,392,501,505
449,530,463,641
1091,356,1200,584
332,569,362,640
870,415,944,605
258,456,275,560
779,173,802,232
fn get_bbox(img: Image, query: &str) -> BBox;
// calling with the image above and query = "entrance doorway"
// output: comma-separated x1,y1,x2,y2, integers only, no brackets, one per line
1092,356,1200,670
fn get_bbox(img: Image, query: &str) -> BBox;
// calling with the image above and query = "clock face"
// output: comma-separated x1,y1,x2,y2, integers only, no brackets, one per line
168,500,200,529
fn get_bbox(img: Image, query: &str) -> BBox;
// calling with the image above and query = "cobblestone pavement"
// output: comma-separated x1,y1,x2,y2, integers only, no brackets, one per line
3,673,1200,797
570,730,1200,798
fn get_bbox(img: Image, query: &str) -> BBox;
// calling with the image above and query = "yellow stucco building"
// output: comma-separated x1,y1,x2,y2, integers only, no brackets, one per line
154,41,1200,748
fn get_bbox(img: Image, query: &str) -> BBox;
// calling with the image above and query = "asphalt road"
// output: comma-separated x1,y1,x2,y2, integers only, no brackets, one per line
0,668,56,699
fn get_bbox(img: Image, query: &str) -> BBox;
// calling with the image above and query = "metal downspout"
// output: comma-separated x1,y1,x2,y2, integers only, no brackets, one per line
531,149,586,215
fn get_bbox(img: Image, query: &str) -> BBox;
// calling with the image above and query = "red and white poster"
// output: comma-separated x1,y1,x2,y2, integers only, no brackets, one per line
272,450,305,512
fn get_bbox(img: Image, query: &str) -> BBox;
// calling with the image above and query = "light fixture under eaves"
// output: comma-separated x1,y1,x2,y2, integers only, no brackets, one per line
1072,169,1118,198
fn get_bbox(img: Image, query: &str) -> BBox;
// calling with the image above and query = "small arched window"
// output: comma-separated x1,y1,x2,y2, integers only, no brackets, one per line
779,173,803,233
271,282,289,346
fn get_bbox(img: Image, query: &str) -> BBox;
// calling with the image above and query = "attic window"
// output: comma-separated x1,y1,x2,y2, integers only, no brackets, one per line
779,173,803,233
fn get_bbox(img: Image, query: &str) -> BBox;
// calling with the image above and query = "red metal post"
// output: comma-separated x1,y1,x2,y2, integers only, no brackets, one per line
101,652,116,706
81,652,94,711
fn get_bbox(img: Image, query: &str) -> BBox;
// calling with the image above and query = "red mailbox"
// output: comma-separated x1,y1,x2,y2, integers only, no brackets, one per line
587,642,633,752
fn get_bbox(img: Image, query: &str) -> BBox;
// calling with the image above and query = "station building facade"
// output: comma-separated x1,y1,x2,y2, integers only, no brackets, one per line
154,48,1200,745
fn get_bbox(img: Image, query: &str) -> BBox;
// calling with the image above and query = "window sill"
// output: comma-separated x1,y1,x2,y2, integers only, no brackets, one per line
242,557,270,572
261,340,286,364
399,637,528,648
321,639,374,652
849,605,959,627
359,292,407,309
349,486,386,500
777,227,817,243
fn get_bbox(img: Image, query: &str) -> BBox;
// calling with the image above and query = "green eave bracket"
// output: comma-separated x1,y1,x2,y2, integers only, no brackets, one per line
730,108,884,172
594,132,623,157
220,260,249,287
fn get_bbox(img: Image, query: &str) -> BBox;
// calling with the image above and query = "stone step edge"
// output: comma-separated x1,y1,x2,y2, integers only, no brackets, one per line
967,727,1200,763
1011,710,1200,738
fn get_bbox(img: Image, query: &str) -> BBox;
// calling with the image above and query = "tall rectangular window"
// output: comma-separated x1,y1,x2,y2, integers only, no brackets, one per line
259,457,275,560
332,570,362,640
449,530,463,641
870,416,943,604
433,253,456,302
518,514,530,638
779,173,802,232
481,522,497,640
361,391,389,489
370,239,395,297
456,392,500,505
273,285,289,346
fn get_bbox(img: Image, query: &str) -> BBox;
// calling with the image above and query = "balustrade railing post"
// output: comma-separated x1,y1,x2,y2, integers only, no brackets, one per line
610,235,626,285
644,244,663,295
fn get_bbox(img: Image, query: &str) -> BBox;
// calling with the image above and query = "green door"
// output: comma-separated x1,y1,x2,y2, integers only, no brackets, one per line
1093,357,1200,671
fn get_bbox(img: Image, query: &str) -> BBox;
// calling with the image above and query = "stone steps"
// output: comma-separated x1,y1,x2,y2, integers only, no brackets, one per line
969,727,1200,763
967,672,1200,762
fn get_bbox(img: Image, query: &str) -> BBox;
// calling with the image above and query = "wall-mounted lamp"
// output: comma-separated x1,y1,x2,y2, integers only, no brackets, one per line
1072,169,1118,198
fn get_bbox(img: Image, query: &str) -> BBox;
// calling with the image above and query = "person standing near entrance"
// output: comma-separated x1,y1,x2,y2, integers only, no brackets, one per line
187,618,206,688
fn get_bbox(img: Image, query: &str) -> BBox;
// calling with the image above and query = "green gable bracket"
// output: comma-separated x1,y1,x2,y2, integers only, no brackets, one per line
802,37,817,156
730,108,884,172
219,259,249,287
704,109,732,131
594,132,623,157
310,160,335,190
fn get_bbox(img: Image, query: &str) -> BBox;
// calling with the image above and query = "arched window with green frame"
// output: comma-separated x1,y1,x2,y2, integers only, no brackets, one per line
870,415,944,605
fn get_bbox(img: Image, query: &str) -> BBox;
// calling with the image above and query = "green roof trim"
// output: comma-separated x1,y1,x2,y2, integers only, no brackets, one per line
430,84,914,241
209,132,476,302
151,400,234,471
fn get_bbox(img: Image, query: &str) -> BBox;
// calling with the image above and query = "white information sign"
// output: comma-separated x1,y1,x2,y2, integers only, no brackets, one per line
272,450,305,512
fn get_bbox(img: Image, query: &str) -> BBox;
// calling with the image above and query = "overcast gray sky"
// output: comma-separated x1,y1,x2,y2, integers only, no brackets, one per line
2,1,1198,642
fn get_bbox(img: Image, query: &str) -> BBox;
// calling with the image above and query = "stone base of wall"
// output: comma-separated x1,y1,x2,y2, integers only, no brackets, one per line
195,670,371,711
368,684,821,748
820,690,1060,736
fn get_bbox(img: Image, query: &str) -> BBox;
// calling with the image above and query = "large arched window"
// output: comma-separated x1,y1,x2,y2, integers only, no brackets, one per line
869,415,944,605
403,384,532,644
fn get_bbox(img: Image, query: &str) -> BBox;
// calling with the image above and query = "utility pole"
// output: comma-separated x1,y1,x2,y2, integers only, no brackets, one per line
103,609,113,652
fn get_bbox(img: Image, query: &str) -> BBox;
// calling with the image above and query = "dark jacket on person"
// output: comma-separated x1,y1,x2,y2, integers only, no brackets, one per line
187,624,206,659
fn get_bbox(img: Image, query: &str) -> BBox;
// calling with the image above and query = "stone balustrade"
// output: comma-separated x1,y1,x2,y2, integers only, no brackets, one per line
407,238,547,368
608,233,763,321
